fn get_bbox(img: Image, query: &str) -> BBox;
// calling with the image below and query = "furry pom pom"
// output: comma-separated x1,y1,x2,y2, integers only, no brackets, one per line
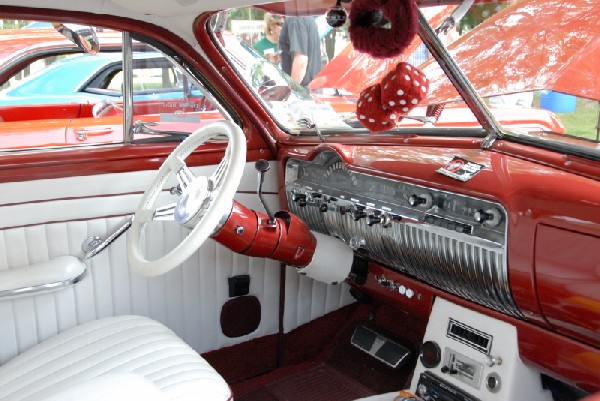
348,0,418,59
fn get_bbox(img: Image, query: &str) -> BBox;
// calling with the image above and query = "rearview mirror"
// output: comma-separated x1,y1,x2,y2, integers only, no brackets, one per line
53,23,100,55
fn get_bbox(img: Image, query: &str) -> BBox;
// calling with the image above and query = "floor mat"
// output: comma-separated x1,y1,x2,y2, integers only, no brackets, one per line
236,364,375,401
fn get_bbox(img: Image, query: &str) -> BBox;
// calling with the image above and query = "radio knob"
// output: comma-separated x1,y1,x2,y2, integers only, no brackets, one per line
441,365,458,375
319,203,329,212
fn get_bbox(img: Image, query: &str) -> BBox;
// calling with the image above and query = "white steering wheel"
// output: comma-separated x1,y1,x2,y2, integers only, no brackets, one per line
127,121,246,277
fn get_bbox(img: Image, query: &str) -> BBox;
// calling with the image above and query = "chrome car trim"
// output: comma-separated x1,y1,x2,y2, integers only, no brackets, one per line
123,31,134,143
286,155,522,318
0,269,87,298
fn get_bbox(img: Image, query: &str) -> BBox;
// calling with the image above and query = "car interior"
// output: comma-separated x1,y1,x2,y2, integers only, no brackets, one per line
0,0,599,401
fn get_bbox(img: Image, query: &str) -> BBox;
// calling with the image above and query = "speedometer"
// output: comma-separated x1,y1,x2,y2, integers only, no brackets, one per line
324,161,358,190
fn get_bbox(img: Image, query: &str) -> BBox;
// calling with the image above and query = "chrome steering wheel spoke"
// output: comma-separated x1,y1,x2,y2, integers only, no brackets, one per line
153,203,177,221
176,163,196,190
128,121,246,277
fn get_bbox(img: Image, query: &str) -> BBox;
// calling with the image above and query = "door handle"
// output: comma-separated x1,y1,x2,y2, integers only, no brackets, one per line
74,127,114,141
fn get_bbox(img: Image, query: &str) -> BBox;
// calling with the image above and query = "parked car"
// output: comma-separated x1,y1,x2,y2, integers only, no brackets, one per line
0,51,203,105
0,21,564,150
0,1,599,401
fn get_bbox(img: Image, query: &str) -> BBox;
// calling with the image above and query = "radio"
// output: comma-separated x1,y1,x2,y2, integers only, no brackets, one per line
415,371,481,401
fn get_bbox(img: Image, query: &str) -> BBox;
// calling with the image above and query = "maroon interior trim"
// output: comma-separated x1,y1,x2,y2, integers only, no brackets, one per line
357,263,600,393
203,334,279,385
0,147,270,184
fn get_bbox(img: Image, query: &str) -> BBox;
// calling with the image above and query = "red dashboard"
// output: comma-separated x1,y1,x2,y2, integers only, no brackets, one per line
278,140,600,392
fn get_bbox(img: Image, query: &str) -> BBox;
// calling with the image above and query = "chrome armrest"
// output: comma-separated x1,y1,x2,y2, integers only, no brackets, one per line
0,255,86,298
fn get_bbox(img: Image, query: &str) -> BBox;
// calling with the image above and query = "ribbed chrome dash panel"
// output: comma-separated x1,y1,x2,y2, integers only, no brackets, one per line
285,153,523,318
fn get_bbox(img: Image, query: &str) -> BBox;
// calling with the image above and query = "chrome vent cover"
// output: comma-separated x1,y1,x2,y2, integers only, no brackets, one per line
285,154,523,318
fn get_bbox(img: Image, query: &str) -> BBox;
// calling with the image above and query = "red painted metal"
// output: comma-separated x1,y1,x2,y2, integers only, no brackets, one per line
356,262,600,393
348,263,435,322
309,6,455,94
279,142,600,326
211,200,317,266
424,0,600,103
535,224,600,348
211,201,262,253
0,147,269,186
269,210,317,266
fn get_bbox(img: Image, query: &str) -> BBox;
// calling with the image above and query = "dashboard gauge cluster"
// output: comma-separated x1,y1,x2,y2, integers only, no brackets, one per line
285,151,522,318
285,151,507,244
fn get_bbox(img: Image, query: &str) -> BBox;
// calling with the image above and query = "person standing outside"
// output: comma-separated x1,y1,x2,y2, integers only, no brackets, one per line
279,16,322,87
253,13,284,64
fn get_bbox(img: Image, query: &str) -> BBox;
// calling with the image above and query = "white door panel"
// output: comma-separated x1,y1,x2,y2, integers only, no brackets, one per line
0,163,280,364
0,161,353,366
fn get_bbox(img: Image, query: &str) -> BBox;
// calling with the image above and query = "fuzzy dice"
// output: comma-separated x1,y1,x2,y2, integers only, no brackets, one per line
381,62,429,114
356,83,398,133
355,62,430,133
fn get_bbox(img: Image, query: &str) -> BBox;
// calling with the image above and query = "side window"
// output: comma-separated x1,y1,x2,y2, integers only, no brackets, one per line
0,22,224,151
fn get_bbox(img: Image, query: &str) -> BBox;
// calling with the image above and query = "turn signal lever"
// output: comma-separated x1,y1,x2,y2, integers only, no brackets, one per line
255,159,276,226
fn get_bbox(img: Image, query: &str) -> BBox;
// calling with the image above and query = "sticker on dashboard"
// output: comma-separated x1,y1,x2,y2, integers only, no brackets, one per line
437,157,484,182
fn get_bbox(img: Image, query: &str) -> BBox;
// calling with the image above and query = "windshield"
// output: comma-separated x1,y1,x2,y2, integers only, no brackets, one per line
211,1,600,158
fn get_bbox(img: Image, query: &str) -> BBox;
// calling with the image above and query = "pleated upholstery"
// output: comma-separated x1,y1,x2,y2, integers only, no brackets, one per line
0,315,231,401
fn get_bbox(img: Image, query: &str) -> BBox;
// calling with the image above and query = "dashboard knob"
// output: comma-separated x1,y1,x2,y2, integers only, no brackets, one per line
339,205,352,215
352,206,367,221
319,203,329,212
292,192,306,203
367,215,382,226
441,365,458,375
291,193,308,207
474,208,501,226
408,193,433,208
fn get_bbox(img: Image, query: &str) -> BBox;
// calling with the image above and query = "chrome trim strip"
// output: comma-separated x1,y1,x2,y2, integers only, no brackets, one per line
0,269,87,298
123,31,134,143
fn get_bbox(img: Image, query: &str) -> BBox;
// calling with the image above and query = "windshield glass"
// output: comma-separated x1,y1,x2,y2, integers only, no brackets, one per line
211,1,600,158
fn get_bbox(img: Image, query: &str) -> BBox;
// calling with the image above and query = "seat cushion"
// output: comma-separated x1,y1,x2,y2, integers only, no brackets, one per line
0,315,232,401
41,374,169,401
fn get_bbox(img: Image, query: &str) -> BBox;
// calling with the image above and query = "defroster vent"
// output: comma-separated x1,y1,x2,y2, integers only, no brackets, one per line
447,319,492,354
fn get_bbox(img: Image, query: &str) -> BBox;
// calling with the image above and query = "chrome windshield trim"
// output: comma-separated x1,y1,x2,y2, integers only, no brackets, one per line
417,6,503,148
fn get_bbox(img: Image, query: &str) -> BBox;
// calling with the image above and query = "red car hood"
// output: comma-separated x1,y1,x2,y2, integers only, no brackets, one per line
309,6,456,94
424,0,600,103
309,0,600,105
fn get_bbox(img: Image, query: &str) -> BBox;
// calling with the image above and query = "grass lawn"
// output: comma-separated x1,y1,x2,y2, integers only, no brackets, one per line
533,92,600,141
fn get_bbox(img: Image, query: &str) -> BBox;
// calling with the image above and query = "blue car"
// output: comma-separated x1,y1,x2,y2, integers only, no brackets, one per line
0,51,202,106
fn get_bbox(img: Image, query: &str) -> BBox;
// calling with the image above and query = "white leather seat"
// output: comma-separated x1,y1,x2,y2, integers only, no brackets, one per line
0,315,232,401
